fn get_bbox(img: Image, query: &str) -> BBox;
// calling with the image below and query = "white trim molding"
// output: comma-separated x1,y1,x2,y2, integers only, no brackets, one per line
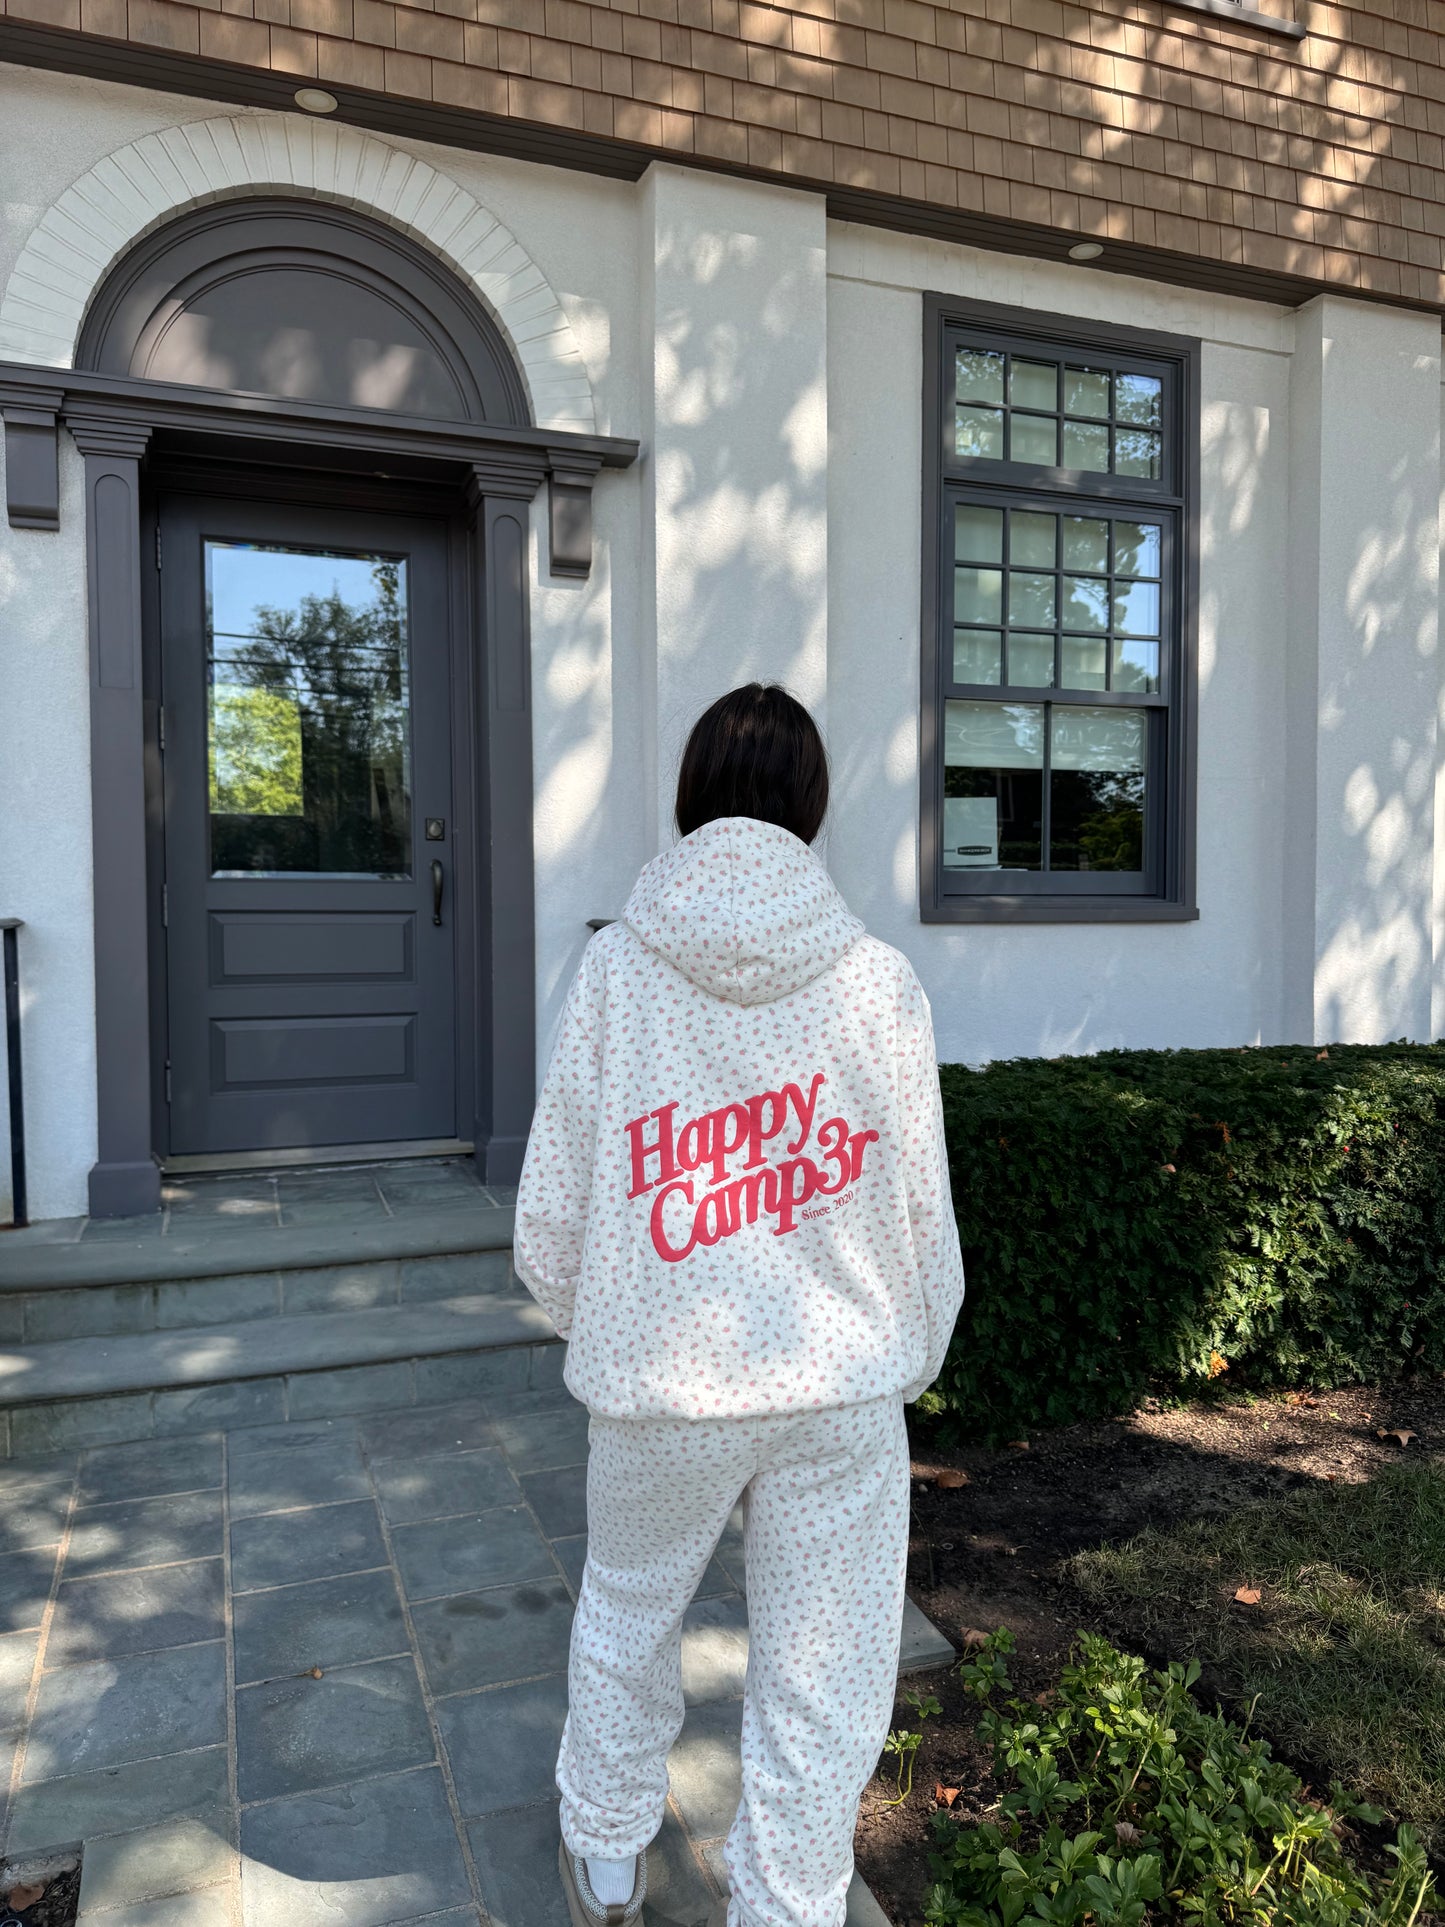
0,113,597,433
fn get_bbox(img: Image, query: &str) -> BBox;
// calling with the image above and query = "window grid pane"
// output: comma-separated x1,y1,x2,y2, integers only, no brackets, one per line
951,503,1165,698
953,343,1170,482
936,316,1190,907
943,697,1147,875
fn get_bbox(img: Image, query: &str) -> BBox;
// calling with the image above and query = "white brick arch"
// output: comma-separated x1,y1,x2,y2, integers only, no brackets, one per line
0,113,596,433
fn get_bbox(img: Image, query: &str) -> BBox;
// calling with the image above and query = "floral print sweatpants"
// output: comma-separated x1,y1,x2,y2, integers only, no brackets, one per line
556,1394,911,1927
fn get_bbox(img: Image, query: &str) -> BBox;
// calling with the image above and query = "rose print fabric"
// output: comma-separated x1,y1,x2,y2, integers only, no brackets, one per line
557,1396,911,1927
513,816,966,1420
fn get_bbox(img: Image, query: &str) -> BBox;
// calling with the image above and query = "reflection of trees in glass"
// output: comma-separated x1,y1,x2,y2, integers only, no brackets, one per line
1052,769,1144,872
210,687,303,816
208,559,410,874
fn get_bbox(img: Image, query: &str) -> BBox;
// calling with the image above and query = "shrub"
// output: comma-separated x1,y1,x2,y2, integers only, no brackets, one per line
926,1630,1438,1927
928,1044,1445,1439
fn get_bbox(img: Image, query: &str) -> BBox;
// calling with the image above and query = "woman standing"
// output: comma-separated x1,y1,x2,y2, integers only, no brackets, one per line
513,683,965,1927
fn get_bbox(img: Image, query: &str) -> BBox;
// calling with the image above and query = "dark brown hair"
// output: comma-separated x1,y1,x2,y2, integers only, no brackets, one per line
674,683,829,846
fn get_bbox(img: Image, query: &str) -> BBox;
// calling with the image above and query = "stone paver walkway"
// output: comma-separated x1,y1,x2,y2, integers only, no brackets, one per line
0,1378,943,1926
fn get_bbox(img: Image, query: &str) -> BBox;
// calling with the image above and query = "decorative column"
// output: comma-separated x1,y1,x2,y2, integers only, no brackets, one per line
1284,298,1441,1045
67,411,160,1218
466,456,546,1184
638,164,829,849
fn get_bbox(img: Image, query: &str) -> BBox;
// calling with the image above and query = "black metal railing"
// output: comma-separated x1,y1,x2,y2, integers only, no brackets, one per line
2,919,26,1229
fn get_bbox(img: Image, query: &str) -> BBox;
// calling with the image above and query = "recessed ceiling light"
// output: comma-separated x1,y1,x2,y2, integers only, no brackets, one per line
294,87,338,114
1068,241,1104,262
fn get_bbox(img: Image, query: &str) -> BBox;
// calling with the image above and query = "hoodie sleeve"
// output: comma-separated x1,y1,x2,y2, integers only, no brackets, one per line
895,966,967,1403
511,940,607,1340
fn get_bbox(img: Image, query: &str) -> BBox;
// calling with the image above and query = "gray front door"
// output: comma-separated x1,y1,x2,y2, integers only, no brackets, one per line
159,494,458,1155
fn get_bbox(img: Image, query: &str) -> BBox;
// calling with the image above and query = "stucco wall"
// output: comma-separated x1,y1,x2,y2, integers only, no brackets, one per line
4,58,1444,1221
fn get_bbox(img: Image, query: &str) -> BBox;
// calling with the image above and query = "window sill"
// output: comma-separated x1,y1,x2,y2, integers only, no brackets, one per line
922,898,1199,924
1164,0,1304,37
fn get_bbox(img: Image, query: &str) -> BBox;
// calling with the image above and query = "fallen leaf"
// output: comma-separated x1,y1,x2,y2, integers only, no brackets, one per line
1385,1429,1417,1448
936,1468,970,1489
1006,1439,1030,1451
1325,1473,1337,1482
959,1627,990,1651
310,1667,324,1679
8,1883,46,1909
1115,1821,1144,1847
1234,1585,1262,1606
935,1785,960,1807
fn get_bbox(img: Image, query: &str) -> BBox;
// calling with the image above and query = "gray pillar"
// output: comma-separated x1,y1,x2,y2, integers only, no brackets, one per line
68,412,160,1218
467,463,541,1186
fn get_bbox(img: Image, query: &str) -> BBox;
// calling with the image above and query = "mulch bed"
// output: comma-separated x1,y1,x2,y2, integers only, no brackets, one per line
853,1377,1445,1927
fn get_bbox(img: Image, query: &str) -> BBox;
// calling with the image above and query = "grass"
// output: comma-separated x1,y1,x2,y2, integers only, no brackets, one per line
1068,1460,1445,1859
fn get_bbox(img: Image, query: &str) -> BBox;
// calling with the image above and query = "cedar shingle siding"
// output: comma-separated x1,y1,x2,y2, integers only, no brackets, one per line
4,0,1444,308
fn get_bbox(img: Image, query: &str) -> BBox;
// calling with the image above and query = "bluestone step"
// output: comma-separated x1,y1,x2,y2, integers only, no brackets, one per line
2,1247,517,1345
0,1291,556,1404
0,1200,515,1291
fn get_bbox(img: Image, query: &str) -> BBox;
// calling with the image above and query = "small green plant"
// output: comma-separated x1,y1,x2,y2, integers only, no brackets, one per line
926,1632,1437,1927
881,1689,943,1809
957,1628,1017,1703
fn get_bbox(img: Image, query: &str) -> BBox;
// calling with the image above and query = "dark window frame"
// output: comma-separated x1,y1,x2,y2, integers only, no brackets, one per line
920,292,1201,925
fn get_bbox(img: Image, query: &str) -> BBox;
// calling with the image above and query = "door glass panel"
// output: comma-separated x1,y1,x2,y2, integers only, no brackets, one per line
207,541,412,878
943,700,1044,871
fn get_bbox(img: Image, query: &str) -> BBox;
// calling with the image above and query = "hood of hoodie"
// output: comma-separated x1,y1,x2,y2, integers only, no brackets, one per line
622,816,865,1007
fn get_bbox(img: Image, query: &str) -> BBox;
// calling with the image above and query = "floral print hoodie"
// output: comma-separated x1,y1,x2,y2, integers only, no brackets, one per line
513,816,966,1420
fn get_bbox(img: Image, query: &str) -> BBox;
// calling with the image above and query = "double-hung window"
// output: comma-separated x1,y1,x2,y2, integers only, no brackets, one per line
920,296,1199,922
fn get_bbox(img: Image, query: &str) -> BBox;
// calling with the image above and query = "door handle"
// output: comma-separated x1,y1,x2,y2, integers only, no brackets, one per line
431,859,444,927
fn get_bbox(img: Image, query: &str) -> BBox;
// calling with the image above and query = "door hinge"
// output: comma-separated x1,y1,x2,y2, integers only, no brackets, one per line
164,1060,172,1103
161,883,168,928
155,525,162,571
157,705,166,753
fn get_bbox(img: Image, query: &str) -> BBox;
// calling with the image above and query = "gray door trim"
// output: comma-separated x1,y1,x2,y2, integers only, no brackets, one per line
0,359,637,565
49,392,587,1215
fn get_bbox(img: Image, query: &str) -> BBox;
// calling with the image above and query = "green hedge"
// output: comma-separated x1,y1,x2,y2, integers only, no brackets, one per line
930,1043,1445,1440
